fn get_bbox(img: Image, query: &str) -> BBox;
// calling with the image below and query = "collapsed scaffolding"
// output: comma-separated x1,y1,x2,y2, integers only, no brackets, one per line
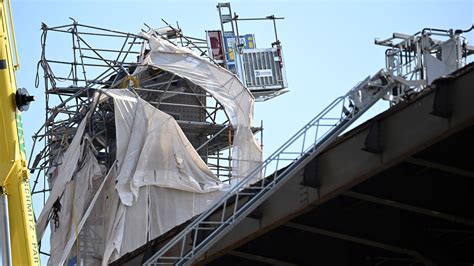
29,18,270,264
30,20,252,182
27,3,473,264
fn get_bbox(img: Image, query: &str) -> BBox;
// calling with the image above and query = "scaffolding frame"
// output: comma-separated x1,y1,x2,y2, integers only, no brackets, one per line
28,20,261,260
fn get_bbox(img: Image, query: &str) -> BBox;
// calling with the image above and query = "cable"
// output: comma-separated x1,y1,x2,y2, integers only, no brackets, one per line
455,24,474,34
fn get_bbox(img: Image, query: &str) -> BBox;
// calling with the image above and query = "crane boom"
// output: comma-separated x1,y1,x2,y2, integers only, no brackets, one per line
0,0,40,265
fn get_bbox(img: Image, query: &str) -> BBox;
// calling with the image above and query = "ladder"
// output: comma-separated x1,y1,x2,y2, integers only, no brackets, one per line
217,2,233,26
216,2,235,71
144,69,396,265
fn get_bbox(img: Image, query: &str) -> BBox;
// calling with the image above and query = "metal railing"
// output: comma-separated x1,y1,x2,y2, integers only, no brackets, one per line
144,70,395,265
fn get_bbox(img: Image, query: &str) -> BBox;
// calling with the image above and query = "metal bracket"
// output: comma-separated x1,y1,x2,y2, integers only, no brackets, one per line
362,120,384,154
301,157,320,189
248,206,264,220
431,82,451,118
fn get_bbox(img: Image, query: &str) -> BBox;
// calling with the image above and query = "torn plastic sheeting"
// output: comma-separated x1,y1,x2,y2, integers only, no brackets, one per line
99,90,231,263
38,89,233,265
138,32,254,127
103,186,225,264
36,106,93,241
135,33,262,184
103,89,225,206
47,147,106,266
231,126,263,183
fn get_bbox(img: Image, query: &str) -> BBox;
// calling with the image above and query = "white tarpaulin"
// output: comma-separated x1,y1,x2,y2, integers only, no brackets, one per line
109,90,225,206
136,32,263,183
103,89,228,263
37,90,228,265
36,106,93,242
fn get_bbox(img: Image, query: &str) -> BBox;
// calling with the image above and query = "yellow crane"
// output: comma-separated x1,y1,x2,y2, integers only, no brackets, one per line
0,0,40,265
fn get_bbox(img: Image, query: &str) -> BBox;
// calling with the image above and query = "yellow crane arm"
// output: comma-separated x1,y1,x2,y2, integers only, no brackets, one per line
0,0,40,265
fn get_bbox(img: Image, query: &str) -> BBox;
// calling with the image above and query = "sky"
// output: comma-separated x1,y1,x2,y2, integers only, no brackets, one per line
9,0,474,264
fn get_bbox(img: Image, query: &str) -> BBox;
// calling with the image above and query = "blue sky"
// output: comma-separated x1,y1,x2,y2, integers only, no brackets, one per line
11,0,473,263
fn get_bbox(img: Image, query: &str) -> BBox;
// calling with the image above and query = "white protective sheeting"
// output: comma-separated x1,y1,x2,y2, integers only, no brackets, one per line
108,89,225,206
36,107,92,242
103,89,228,264
38,90,229,265
136,32,263,183
51,147,106,265
103,186,224,264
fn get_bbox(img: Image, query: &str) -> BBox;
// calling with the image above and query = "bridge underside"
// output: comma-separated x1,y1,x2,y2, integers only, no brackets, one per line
209,125,474,266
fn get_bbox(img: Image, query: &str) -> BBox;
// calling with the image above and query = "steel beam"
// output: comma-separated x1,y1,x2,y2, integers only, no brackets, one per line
405,157,474,179
344,191,474,226
284,222,434,266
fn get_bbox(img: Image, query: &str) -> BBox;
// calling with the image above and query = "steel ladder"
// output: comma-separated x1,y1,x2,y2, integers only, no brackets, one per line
144,70,395,265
